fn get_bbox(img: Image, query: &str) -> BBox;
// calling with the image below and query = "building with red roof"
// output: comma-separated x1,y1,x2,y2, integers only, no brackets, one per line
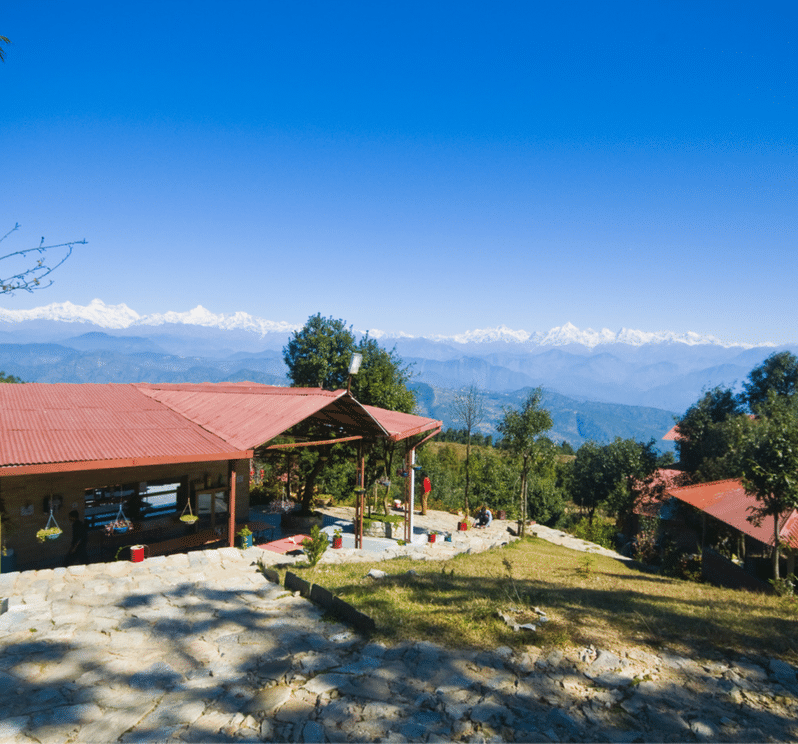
0,382,440,571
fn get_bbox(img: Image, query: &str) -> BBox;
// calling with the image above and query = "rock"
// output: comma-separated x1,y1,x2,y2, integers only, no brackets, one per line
769,658,797,687
365,568,386,579
586,649,621,676
690,719,718,740
301,720,325,743
246,685,291,715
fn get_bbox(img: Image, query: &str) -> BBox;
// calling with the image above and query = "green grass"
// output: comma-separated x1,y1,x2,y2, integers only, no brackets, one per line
285,537,798,663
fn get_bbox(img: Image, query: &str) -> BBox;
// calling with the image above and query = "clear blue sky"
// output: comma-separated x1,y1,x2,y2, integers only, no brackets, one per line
2,1,795,345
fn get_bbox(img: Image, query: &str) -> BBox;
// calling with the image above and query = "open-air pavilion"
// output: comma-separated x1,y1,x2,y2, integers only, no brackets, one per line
0,382,441,572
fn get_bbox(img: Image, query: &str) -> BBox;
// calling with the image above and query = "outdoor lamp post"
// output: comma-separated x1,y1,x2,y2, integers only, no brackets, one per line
347,353,363,393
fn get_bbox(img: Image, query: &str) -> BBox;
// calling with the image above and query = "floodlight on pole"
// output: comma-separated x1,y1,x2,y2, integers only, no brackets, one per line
347,352,363,393
348,353,363,375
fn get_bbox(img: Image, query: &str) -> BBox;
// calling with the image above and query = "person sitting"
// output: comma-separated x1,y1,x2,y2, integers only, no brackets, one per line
476,505,493,528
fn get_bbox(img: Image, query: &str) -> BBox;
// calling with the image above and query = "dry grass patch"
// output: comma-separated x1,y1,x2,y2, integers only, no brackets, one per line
286,537,798,663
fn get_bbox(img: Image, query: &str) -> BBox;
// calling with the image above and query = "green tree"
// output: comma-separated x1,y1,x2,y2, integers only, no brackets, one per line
468,447,515,516
281,314,416,514
0,371,22,383
742,351,798,413
0,35,9,62
569,438,659,526
451,385,485,516
283,314,356,390
741,393,798,581
675,386,749,482
496,388,553,536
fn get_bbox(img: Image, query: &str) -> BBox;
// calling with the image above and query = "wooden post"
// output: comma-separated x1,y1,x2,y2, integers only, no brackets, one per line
355,442,365,549
228,461,236,548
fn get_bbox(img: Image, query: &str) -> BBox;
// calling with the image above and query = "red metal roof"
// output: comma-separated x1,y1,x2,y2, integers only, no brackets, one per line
362,404,442,442
667,479,798,548
136,383,392,449
0,383,247,473
0,382,442,474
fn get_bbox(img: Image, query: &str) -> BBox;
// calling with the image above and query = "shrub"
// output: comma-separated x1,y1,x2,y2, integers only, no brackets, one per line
302,525,328,568
567,517,616,550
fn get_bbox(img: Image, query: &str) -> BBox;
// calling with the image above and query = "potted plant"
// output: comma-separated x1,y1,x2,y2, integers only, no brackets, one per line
428,532,437,543
105,519,132,535
331,528,343,549
237,526,253,549
180,501,198,524
457,520,469,531
36,527,63,542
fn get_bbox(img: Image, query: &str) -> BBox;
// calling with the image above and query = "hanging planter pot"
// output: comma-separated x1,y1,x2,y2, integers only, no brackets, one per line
36,527,63,543
180,500,198,524
38,503,62,542
106,500,132,535
105,519,132,535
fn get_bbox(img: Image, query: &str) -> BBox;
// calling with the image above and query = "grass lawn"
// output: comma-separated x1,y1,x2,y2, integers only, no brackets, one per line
287,537,798,664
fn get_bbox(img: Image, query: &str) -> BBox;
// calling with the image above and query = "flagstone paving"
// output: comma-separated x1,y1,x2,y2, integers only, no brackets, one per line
0,509,796,743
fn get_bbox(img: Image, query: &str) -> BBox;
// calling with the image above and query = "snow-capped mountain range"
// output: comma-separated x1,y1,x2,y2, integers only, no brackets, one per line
0,299,794,440
0,299,767,349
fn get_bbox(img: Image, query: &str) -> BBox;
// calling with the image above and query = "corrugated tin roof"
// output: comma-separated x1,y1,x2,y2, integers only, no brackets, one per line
363,404,441,442
0,382,442,473
0,383,247,471
136,383,392,449
667,479,798,548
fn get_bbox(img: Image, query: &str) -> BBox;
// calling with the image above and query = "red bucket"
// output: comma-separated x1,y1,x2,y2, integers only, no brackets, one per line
130,544,147,563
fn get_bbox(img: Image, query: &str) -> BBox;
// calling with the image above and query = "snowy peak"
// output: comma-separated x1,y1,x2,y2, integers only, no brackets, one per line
0,299,768,349
0,299,299,336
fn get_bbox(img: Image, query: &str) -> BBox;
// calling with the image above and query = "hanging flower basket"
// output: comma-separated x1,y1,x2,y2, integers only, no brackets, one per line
105,519,133,535
180,500,198,524
36,527,63,543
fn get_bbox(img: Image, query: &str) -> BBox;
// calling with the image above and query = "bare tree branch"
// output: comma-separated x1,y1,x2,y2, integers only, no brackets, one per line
0,223,86,295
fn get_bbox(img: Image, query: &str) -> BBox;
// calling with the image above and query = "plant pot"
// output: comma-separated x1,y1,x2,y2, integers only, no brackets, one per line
113,526,129,534
444,534,452,542
428,533,437,543
332,536,343,549
457,521,469,531
238,534,253,549
496,510,507,520
180,515,199,524
1,548,16,573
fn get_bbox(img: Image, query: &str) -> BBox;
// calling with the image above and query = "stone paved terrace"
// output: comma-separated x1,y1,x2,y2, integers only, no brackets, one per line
1,509,797,743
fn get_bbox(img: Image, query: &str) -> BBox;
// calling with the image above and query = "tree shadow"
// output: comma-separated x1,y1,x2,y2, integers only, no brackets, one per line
0,553,796,743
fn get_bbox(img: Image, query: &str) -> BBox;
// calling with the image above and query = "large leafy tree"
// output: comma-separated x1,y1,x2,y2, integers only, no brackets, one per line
741,393,798,581
675,386,749,482
741,351,798,414
283,314,356,390
496,388,553,536
281,314,416,514
569,438,660,526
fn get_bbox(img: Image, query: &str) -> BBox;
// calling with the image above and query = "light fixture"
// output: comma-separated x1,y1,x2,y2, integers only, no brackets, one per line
348,353,363,375
347,352,363,392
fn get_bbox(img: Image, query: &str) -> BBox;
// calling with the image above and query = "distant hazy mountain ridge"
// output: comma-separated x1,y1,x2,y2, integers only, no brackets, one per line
0,299,768,349
1,300,794,444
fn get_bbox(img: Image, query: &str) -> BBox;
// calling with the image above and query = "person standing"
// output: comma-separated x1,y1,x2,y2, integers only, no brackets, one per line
65,509,88,566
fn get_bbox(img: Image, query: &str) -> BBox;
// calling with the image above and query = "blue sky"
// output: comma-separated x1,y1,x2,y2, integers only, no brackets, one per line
2,1,795,344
